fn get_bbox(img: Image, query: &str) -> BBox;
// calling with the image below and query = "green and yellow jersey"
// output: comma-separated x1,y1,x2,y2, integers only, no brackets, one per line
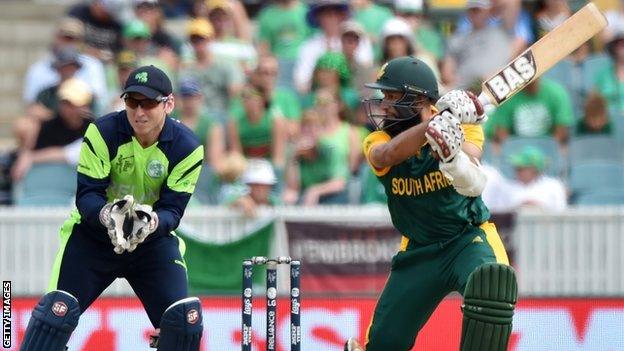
75,111,203,241
363,124,490,247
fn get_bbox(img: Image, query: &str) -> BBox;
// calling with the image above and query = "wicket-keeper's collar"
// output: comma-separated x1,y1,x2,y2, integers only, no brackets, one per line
119,110,175,142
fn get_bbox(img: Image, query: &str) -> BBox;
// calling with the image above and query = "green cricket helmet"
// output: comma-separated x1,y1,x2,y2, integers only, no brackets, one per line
363,56,439,136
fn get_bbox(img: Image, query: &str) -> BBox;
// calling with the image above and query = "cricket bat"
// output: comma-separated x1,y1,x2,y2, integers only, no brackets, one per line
477,2,608,108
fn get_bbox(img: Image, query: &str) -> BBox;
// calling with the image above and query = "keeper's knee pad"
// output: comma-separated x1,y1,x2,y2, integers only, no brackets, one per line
20,290,80,351
157,297,203,351
460,263,517,351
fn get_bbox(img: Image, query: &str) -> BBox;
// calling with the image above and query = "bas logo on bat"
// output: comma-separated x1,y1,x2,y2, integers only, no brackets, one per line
484,51,537,105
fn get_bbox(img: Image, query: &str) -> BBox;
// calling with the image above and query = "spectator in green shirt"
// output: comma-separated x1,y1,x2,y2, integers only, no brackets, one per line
172,78,225,205
488,77,574,144
249,55,302,139
286,89,359,205
302,52,360,119
576,91,613,136
256,0,311,89
227,86,288,170
172,78,225,165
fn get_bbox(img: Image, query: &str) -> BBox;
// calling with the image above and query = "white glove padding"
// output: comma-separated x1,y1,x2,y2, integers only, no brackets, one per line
439,151,487,197
125,203,159,253
426,111,465,163
99,195,135,254
435,90,487,124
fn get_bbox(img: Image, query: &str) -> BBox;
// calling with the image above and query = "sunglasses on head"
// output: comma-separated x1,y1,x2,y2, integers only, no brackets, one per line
123,95,168,109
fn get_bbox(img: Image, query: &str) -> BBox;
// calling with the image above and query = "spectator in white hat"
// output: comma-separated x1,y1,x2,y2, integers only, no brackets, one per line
394,0,444,60
293,0,373,93
226,158,280,217
380,17,441,82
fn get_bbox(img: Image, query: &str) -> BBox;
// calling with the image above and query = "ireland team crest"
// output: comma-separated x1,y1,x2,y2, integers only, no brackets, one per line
135,72,148,83
147,160,164,178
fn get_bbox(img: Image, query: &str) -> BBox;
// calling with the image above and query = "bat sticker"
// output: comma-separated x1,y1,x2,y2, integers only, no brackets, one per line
484,51,537,104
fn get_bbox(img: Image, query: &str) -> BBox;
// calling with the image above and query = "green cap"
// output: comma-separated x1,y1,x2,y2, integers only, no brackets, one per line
314,52,351,87
509,146,546,171
123,20,151,39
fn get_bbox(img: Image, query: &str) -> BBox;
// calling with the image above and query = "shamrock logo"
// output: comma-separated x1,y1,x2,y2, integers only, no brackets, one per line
135,72,148,83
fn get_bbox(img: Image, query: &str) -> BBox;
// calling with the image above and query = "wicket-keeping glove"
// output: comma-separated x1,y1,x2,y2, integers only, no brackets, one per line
125,203,159,253
99,195,135,254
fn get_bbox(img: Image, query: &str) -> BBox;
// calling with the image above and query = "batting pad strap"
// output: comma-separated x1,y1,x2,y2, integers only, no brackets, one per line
20,290,80,351
462,299,515,323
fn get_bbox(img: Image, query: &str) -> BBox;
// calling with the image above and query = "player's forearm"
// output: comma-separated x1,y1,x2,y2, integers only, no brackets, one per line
370,122,428,168
76,175,109,232
152,189,192,237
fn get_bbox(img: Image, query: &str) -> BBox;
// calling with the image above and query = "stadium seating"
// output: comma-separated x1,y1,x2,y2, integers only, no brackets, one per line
568,136,622,163
568,161,624,201
543,53,610,118
609,107,624,144
13,162,76,206
575,188,624,205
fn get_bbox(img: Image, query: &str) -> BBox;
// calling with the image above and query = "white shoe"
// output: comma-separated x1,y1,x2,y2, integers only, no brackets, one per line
344,337,364,351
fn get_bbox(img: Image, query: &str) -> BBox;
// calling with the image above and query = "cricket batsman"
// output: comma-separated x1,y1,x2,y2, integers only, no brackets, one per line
345,56,517,351
20,66,204,351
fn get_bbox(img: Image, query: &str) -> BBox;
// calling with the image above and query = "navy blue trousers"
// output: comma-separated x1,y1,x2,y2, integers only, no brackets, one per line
51,222,188,328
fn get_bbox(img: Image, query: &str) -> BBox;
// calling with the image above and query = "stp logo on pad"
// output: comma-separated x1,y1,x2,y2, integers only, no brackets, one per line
187,309,199,324
51,301,68,317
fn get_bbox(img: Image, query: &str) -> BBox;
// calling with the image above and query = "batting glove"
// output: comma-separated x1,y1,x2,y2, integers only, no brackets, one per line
99,195,135,254
435,90,487,124
425,111,465,163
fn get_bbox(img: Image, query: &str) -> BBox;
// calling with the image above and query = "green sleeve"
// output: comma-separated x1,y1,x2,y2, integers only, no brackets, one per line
167,146,204,193
78,124,110,179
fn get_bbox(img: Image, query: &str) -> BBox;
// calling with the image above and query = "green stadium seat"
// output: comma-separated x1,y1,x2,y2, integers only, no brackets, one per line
568,161,624,199
13,163,76,206
575,188,624,205
568,136,622,163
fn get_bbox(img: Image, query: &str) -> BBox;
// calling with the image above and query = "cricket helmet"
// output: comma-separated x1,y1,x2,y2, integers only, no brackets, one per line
363,56,439,136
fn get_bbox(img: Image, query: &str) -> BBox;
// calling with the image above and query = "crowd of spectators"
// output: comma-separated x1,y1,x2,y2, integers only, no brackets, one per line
3,0,624,214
